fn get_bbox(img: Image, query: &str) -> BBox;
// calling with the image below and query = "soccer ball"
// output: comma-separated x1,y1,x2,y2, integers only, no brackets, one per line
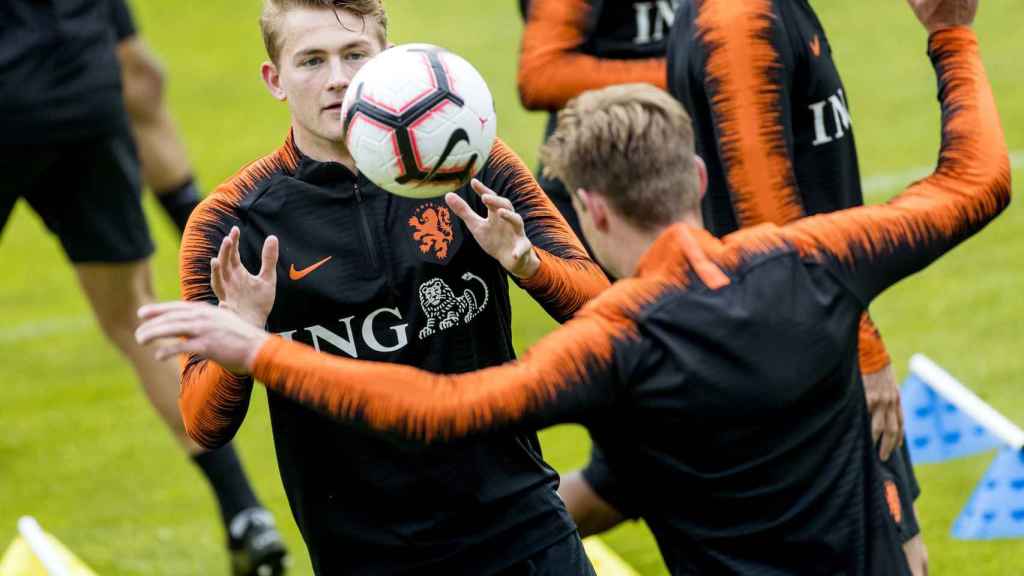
341,44,497,199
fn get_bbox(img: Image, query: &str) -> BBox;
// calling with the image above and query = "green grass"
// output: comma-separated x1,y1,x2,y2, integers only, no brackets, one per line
1,1,1021,574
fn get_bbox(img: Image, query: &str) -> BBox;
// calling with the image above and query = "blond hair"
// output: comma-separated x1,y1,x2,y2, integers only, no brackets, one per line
260,0,388,64
540,83,700,230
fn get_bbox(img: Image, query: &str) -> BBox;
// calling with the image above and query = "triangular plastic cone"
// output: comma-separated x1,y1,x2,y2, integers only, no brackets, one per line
953,447,1024,539
0,537,49,576
901,373,1001,463
0,519,97,576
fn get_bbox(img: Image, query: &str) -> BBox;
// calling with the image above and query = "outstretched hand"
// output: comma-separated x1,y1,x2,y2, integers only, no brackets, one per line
210,226,278,328
135,301,269,375
445,179,540,279
907,0,977,33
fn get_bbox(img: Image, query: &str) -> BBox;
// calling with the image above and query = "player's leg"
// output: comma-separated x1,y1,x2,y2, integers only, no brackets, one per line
26,125,286,576
74,261,288,575
112,1,200,233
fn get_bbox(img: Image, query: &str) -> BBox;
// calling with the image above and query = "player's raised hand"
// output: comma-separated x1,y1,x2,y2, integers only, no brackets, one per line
445,179,541,278
907,0,977,33
136,301,270,375
863,363,904,461
210,226,278,328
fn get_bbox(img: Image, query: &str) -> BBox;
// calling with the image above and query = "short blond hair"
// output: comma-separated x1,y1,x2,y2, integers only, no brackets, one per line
260,0,388,64
540,83,700,230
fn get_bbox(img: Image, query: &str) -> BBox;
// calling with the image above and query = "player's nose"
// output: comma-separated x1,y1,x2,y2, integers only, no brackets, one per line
325,57,350,92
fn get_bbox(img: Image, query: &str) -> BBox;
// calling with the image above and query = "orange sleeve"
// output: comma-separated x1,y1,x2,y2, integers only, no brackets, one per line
771,28,1010,305
178,139,300,449
693,0,804,228
518,0,667,110
857,313,890,375
250,279,670,442
483,139,611,321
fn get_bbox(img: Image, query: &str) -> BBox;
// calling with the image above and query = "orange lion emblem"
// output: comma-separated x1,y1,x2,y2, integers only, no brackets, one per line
408,205,455,261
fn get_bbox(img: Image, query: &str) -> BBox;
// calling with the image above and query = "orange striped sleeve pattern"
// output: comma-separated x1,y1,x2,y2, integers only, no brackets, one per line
485,139,611,321
251,277,674,442
768,28,1010,306
694,0,804,229
517,0,667,110
178,137,299,449
857,314,890,374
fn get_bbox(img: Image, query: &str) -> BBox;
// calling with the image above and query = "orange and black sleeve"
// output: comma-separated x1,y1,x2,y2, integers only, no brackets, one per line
517,0,667,110
178,142,299,449
481,139,611,322
689,0,891,373
775,28,1010,307
250,279,670,442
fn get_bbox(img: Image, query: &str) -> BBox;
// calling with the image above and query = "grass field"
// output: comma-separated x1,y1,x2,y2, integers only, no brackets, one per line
2,1,1021,574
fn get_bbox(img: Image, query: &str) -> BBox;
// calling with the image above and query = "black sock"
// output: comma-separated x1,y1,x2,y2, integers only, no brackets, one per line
156,176,201,234
191,443,262,534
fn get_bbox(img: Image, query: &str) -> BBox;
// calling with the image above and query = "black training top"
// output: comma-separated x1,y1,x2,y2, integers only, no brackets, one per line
180,136,609,574
669,0,863,237
0,0,125,144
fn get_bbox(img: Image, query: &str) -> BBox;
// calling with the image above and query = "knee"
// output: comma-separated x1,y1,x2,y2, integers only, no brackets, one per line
120,41,166,122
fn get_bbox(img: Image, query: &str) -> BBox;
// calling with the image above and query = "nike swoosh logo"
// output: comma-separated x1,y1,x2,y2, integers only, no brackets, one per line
289,256,332,281
810,34,821,58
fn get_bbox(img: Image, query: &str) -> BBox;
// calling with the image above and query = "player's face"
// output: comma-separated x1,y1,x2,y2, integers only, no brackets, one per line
272,7,385,147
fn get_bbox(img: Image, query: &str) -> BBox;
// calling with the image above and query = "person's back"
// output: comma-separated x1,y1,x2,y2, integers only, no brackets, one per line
586,225,905,573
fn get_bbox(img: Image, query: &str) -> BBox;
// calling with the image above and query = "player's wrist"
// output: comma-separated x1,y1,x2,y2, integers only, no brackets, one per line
510,247,541,279
243,333,272,375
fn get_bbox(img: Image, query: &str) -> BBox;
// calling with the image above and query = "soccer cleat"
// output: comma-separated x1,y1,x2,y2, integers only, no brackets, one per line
228,508,289,576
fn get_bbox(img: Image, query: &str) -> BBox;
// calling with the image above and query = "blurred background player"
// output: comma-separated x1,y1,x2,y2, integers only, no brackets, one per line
562,1,928,572
665,0,927,571
172,0,608,573
136,2,1007,569
109,0,202,234
0,2,286,574
517,0,676,253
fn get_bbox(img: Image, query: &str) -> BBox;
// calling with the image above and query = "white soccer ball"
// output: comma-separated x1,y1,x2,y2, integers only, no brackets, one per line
341,44,497,199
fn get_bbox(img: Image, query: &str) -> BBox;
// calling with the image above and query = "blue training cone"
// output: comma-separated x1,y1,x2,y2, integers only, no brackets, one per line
952,447,1024,539
900,372,1001,463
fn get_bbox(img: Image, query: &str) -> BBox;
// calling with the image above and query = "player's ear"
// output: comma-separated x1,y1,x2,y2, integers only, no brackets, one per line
577,188,610,232
261,61,287,102
694,155,708,201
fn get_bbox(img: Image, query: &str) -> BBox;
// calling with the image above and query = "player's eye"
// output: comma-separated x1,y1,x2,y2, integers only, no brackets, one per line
345,52,367,62
300,56,324,67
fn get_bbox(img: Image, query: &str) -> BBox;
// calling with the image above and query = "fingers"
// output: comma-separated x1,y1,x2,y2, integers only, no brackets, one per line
228,226,243,274
137,300,202,320
498,207,526,234
481,192,514,213
260,235,279,283
878,407,900,461
445,192,485,228
470,178,497,199
211,257,225,301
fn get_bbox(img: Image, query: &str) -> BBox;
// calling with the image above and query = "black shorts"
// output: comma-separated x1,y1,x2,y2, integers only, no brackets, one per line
0,125,154,263
879,440,922,543
109,0,138,41
495,531,595,576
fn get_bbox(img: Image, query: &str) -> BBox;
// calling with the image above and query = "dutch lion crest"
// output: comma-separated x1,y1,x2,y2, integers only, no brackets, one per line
408,203,459,264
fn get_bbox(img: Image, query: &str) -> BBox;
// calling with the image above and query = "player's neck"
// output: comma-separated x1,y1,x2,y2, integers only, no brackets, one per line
292,125,357,173
618,211,705,278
